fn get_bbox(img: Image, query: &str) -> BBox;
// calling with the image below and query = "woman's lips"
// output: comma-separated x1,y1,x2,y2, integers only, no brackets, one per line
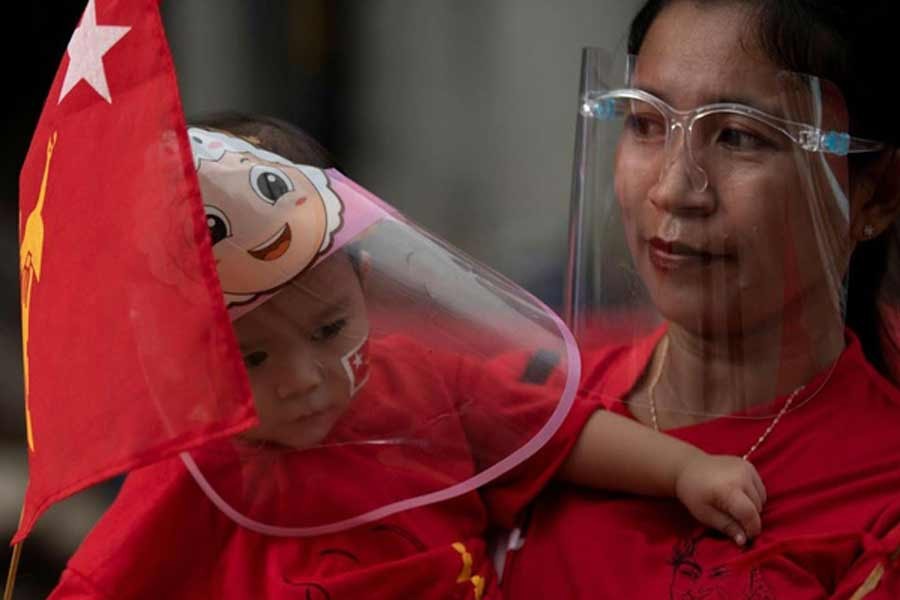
647,237,729,271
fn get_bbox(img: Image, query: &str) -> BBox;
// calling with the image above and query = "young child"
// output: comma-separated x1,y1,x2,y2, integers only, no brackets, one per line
48,116,765,600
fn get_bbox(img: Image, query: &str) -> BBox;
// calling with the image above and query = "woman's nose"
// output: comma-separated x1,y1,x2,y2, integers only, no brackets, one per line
648,125,716,215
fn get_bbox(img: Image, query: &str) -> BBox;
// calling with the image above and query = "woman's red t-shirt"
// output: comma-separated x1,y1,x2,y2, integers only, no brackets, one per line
503,332,900,599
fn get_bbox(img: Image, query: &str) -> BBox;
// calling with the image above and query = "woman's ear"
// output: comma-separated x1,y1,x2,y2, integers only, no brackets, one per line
850,148,900,241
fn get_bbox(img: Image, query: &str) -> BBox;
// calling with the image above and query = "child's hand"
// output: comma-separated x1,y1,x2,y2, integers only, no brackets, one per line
674,454,766,546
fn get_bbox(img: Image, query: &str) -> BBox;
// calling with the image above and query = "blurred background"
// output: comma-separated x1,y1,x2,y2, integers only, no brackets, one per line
2,1,634,596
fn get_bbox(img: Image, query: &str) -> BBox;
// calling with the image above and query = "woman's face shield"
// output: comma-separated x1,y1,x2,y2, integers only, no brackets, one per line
567,48,880,422
182,128,580,536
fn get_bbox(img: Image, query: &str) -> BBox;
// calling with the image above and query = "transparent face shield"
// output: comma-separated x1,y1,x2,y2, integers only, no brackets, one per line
182,128,579,535
567,48,884,427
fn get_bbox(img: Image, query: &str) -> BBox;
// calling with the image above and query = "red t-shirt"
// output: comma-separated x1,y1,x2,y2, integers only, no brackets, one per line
503,332,900,599
48,336,590,600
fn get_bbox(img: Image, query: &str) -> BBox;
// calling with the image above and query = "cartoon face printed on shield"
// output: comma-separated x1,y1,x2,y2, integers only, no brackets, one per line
189,127,343,307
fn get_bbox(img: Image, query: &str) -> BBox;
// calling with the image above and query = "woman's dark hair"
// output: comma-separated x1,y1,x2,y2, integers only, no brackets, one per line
628,0,900,377
189,112,338,169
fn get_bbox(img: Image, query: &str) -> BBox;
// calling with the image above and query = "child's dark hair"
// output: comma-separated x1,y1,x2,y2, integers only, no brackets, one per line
189,112,338,169
628,0,900,377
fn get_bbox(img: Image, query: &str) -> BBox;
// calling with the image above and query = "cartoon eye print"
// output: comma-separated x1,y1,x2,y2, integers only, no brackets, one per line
250,165,294,204
205,205,232,245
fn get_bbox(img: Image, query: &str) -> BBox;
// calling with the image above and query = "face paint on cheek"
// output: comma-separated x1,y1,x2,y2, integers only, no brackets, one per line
340,336,371,396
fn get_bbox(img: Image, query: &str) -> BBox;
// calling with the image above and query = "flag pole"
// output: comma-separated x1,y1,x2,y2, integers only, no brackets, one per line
2,541,22,600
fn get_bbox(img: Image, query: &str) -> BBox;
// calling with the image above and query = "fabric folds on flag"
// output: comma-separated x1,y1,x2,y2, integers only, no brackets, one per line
14,0,254,543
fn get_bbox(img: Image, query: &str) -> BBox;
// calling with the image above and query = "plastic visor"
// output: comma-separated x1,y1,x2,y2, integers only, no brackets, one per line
182,129,579,535
566,48,877,426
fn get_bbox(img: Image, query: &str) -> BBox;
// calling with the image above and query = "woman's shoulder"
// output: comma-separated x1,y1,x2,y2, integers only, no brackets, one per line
838,330,900,410
578,324,664,401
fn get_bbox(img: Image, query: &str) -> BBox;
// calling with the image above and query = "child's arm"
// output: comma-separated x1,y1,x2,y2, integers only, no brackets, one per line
558,409,765,546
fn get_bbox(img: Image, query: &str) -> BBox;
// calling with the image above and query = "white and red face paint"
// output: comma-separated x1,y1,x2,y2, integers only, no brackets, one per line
341,335,371,396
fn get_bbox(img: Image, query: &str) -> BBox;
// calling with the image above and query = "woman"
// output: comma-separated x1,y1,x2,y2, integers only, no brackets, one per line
503,1,900,598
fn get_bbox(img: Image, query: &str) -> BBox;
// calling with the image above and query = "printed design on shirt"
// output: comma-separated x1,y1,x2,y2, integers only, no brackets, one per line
452,541,486,599
314,523,428,573
368,523,428,552
20,131,58,452
277,579,331,599
669,530,774,600
282,523,427,593
848,563,884,600
848,537,900,600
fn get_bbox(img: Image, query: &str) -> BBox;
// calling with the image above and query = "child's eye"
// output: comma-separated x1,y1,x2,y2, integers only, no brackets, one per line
243,351,269,368
311,319,347,342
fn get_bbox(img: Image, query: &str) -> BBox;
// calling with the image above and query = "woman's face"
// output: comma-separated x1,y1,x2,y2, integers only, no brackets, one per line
616,0,853,336
234,253,369,449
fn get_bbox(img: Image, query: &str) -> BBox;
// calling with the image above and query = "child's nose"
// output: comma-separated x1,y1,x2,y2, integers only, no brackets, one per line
275,346,324,399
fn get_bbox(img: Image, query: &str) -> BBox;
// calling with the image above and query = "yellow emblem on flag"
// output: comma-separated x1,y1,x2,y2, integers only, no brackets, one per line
20,131,57,452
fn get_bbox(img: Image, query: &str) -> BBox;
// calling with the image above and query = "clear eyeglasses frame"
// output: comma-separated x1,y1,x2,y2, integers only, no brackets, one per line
581,87,883,157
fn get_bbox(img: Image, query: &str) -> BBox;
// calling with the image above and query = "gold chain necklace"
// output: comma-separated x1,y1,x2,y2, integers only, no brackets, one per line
647,335,802,461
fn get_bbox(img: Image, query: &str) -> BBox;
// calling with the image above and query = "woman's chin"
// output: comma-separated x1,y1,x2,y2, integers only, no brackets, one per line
653,300,748,338
646,283,775,338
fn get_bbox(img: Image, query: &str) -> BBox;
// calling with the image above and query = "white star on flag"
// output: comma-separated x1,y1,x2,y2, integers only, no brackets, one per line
59,0,131,104
352,353,363,368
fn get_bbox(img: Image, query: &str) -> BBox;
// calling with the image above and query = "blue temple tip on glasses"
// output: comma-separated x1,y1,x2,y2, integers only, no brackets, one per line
582,98,616,120
823,131,851,155
594,98,616,120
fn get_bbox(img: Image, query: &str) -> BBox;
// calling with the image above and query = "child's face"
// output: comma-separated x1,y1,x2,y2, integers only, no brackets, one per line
234,254,369,449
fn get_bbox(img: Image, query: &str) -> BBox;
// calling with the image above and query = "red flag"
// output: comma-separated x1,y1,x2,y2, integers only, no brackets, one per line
14,0,255,543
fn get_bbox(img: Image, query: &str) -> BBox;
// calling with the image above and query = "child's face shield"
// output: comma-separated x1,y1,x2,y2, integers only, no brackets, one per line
182,128,579,535
567,47,877,422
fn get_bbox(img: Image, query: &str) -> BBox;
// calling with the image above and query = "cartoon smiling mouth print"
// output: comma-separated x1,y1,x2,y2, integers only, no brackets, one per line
249,223,292,261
